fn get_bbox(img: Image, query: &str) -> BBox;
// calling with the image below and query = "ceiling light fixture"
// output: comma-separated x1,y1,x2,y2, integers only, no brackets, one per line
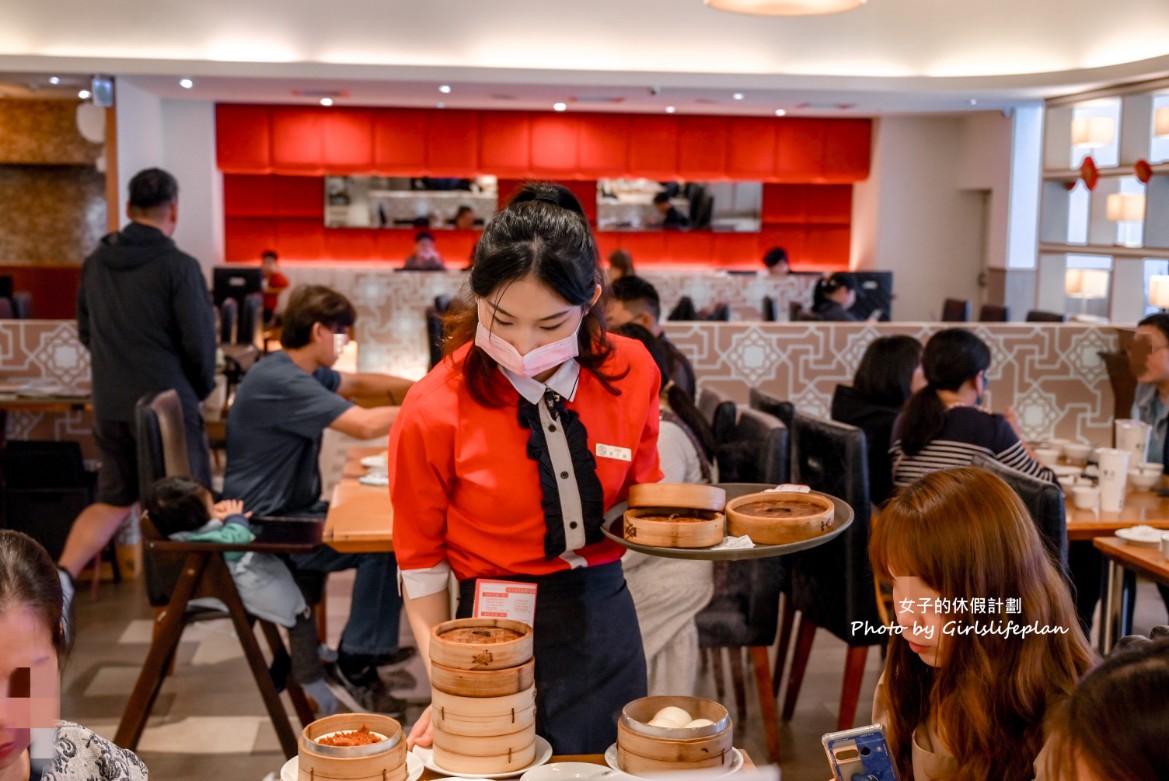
179,78,194,89
437,102,446,109
732,93,744,100
438,85,452,94
319,97,333,107
77,89,91,100
553,102,567,112
705,0,866,16
49,76,60,85
774,109,787,116
665,106,676,114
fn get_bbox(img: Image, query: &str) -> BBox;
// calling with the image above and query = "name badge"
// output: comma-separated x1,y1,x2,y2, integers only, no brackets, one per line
596,443,632,462
473,579,538,627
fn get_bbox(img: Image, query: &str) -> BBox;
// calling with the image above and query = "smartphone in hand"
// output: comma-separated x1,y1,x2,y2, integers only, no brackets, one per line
822,723,900,781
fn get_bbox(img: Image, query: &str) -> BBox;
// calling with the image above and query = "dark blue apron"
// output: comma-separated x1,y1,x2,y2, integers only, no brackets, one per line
457,560,647,754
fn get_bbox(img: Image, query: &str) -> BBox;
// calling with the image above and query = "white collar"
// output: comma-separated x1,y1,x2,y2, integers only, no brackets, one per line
499,360,581,405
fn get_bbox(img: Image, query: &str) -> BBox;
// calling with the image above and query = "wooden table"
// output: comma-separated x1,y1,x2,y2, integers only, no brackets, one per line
1066,489,1169,540
324,446,394,552
1094,535,1169,653
0,388,90,448
416,750,758,780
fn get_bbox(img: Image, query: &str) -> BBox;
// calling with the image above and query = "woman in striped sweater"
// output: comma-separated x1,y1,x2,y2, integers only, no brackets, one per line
890,329,1055,489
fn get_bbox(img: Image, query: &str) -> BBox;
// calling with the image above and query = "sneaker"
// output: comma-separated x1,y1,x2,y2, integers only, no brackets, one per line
373,647,418,668
324,662,406,718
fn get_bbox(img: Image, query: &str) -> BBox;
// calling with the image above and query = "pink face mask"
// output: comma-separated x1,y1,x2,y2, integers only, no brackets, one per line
475,318,582,378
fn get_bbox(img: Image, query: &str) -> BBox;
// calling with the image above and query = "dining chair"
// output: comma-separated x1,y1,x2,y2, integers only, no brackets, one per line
706,303,731,322
1025,309,1067,323
667,296,699,321
971,456,1068,577
941,298,972,322
237,291,264,346
118,390,314,758
762,296,777,322
779,413,880,731
218,297,239,344
697,386,737,448
788,302,804,322
10,291,32,319
978,303,1010,322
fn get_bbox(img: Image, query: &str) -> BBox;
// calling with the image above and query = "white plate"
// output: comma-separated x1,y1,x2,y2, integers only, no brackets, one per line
414,735,553,779
1116,525,1164,548
361,454,388,469
359,473,390,487
521,762,610,781
603,745,743,778
282,748,423,781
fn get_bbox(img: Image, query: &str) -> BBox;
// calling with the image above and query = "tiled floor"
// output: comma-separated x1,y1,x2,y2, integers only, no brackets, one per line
65,568,1168,781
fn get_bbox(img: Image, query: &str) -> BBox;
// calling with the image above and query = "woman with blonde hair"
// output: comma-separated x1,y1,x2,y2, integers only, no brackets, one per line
868,467,1096,781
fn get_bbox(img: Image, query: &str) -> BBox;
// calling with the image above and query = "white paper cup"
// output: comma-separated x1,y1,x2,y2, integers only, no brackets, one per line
1115,419,1151,464
1033,447,1061,467
1096,448,1131,512
1072,485,1099,510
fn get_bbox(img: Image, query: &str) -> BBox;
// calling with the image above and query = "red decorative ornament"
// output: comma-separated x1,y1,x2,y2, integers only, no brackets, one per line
1080,156,1099,190
1135,159,1153,183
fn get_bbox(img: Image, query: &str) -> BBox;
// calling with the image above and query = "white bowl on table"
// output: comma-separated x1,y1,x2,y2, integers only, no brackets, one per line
1033,447,1060,467
1064,443,1094,463
1045,438,1070,456
1129,469,1159,491
1072,485,1098,510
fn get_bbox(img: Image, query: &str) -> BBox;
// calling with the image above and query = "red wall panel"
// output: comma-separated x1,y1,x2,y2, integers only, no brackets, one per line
0,265,81,319
530,114,580,175
225,217,276,262
677,116,730,180
216,105,272,173
223,174,275,217
374,109,429,173
479,112,531,176
273,175,324,217
322,109,374,172
576,114,629,176
325,228,378,261
427,110,479,175
271,108,324,172
274,219,326,260
774,119,827,182
712,233,763,267
823,119,872,182
664,230,714,264
727,118,776,178
627,116,679,179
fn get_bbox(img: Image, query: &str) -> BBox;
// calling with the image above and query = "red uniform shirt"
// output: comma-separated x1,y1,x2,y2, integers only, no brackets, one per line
389,335,663,584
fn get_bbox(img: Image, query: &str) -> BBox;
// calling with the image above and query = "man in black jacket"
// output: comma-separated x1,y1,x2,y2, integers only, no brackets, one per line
58,168,216,584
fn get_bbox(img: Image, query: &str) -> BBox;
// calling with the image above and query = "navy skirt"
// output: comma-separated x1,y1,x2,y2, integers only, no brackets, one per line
457,560,647,755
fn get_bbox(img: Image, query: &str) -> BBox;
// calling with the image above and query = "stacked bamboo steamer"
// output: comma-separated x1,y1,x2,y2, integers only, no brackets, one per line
617,696,734,774
624,484,727,548
429,618,537,775
298,713,406,781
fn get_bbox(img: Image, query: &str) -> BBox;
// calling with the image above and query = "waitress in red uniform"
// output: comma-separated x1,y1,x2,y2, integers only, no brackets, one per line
389,183,662,755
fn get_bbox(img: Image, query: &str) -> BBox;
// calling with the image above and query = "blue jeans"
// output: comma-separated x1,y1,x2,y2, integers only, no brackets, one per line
289,547,400,659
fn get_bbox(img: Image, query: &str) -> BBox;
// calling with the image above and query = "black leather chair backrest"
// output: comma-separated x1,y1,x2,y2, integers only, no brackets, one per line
941,298,972,322
11,291,32,319
978,303,1010,322
219,297,239,344
434,294,453,314
238,292,263,345
707,303,730,322
0,297,13,319
136,390,194,607
972,456,1069,577
1026,309,1067,323
748,388,795,430
716,406,789,484
789,413,880,643
667,296,698,321
697,387,737,448
762,296,777,322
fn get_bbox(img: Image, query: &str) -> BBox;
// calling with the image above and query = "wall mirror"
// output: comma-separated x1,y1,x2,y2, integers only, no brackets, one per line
597,178,762,232
325,175,498,229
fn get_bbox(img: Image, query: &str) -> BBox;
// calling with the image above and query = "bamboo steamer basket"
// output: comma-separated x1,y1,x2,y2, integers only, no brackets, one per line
298,713,406,781
431,686,537,737
430,618,533,671
432,739,537,775
433,721,536,757
725,490,835,545
616,696,733,774
622,508,725,548
628,483,726,513
430,657,535,698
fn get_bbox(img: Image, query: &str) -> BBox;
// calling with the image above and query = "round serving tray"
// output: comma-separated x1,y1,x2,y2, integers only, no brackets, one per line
602,483,853,561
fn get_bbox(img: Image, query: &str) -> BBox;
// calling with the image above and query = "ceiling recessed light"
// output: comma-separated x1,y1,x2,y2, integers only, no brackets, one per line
968,98,978,106
77,89,91,100
48,76,60,85
319,97,334,107
665,106,676,114
774,109,787,116
179,78,194,89
553,102,567,112
437,102,445,109
733,92,744,100
438,85,452,94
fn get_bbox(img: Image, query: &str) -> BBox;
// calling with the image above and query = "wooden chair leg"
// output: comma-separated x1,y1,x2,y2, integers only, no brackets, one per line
727,647,747,720
772,594,795,697
259,620,315,728
711,648,727,707
750,646,781,764
316,595,329,646
837,645,869,731
780,615,816,721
